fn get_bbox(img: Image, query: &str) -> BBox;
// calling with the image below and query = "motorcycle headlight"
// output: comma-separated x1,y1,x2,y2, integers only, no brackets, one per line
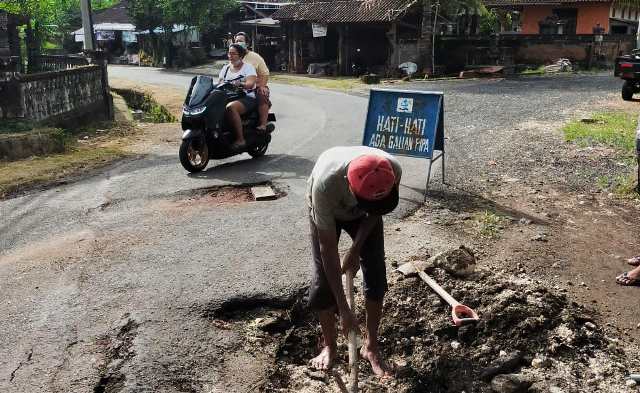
184,106,206,116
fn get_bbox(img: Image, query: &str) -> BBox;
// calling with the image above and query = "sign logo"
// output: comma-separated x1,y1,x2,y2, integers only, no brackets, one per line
396,97,413,113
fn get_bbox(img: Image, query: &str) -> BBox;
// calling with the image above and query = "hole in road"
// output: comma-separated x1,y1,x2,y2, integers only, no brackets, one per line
201,291,307,335
174,182,285,206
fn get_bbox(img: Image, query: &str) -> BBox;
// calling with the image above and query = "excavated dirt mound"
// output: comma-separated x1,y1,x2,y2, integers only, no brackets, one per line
204,250,633,393
254,257,629,393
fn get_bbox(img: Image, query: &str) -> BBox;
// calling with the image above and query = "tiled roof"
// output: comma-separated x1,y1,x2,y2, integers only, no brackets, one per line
272,0,417,23
93,0,133,25
484,0,609,6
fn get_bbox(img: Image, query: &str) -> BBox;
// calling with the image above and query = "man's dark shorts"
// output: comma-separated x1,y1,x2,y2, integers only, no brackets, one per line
237,96,257,113
308,215,388,311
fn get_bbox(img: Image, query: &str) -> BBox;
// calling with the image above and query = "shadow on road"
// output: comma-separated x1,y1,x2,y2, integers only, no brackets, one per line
187,154,316,183
402,183,550,224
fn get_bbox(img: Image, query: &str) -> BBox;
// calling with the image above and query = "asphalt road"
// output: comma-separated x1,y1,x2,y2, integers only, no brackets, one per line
0,67,622,392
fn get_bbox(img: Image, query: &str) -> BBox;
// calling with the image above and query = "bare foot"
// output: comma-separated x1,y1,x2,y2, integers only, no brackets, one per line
310,346,336,370
360,345,393,378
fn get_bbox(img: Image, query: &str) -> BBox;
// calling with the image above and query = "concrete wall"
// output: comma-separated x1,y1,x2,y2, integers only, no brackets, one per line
0,65,111,124
437,34,635,71
521,3,611,34
513,36,634,64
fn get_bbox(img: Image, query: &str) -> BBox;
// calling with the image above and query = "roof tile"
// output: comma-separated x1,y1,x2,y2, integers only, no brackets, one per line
272,0,416,23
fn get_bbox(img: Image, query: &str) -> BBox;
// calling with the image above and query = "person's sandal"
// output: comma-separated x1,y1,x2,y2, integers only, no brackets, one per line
230,142,246,152
616,272,640,286
256,124,274,134
627,255,640,266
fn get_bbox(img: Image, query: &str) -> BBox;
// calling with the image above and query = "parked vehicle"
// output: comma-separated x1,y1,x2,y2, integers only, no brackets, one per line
614,49,640,101
179,75,275,172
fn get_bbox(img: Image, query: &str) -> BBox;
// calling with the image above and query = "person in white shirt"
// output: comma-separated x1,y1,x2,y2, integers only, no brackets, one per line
218,43,257,151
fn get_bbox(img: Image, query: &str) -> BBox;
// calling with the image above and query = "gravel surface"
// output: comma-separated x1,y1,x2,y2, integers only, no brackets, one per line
395,73,626,194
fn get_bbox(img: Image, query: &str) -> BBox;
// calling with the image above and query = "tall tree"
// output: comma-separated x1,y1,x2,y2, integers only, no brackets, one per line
127,0,236,65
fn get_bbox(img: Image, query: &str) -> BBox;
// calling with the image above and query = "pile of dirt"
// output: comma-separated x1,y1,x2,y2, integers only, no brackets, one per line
248,248,633,393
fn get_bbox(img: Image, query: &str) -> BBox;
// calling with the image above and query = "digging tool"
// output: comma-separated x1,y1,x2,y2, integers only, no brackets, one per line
345,270,359,393
399,261,479,326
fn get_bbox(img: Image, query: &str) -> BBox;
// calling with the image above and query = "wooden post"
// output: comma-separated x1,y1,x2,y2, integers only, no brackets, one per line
419,0,433,74
345,271,358,393
345,25,351,75
80,0,96,51
636,117,640,193
386,22,398,72
338,25,344,76
288,24,294,72
292,24,299,73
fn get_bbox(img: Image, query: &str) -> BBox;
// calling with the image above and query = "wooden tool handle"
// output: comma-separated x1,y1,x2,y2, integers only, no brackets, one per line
345,270,359,393
411,261,459,307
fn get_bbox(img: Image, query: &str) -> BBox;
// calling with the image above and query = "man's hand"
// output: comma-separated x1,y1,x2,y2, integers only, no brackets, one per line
339,307,359,339
341,247,360,275
257,86,269,96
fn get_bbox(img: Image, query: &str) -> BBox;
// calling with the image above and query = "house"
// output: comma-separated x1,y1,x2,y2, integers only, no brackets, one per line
484,0,640,35
222,0,291,68
478,0,639,66
272,0,427,75
72,0,138,62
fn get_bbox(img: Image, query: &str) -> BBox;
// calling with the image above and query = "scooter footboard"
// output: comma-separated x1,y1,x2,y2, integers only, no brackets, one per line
181,129,203,140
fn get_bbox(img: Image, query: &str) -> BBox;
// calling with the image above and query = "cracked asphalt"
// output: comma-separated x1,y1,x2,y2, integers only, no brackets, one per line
0,67,624,392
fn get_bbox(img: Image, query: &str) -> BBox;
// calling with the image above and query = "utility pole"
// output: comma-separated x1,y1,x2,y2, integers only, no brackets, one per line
432,2,439,76
80,0,96,51
637,14,640,49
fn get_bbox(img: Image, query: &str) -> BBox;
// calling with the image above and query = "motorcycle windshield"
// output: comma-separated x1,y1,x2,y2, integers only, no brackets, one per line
188,76,214,107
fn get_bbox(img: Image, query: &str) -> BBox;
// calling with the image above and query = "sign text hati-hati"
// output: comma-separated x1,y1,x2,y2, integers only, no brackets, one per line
368,115,430,152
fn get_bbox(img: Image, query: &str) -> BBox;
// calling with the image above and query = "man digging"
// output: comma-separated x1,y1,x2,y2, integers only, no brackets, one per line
306,146,402,377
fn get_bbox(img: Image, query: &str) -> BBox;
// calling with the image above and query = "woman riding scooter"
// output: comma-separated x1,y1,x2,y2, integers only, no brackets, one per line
219,43,257,151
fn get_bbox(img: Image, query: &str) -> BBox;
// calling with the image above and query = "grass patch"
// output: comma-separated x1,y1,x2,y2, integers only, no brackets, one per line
520,66,546,76
111,88,177,123
0,146,131,198
595,173,639,198
474,211,505,239
0,120,37,135
564,111,639,198
0,122,139,198
613,173,639,196
270,73,365,92
563,111,637,154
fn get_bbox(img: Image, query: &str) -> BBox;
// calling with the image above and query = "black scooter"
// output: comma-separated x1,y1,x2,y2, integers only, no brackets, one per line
179,75,276,172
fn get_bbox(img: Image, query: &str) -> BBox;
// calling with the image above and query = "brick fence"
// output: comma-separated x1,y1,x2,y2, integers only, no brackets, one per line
0,64,112,124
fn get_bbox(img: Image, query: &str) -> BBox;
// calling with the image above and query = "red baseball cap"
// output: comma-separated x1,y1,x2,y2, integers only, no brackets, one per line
347,155,399,215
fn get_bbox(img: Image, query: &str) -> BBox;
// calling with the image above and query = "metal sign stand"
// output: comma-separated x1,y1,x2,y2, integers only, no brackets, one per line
424,103,446,200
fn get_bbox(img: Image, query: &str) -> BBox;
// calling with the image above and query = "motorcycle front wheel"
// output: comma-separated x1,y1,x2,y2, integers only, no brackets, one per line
179,137,209,172
248,142,268,158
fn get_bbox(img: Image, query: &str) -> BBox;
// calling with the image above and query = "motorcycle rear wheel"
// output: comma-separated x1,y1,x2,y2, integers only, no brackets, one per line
179,137,209,172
